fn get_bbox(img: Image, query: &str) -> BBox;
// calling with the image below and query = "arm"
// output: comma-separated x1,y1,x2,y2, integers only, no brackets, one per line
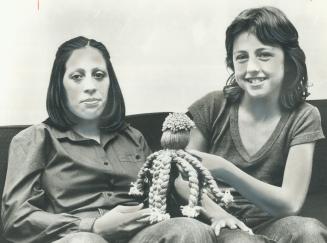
188,128,315,217
1,129,96,243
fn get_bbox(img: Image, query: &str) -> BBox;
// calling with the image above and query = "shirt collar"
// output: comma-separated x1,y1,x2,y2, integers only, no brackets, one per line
45,124,118,145
44,121,137,146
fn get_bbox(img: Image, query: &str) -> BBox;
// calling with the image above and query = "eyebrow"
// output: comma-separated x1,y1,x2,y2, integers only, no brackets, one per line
92,67,107,72
256,47,273,52
70,68,85,74
233,47,273,55
233,50,247,55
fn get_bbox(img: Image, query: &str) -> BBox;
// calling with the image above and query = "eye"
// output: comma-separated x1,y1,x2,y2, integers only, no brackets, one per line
70,73,83,82
93,70,107,80
235,53,248,63
257,52,273,61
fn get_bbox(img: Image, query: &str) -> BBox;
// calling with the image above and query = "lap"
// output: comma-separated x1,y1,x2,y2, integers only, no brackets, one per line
53,232,108,243
216,228,274,243
255,215,327,243
128,217,216,243
212,215,327,243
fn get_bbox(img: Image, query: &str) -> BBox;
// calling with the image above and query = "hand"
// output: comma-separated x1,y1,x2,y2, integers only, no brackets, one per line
199,202,253,236
93,203,152,240
186,149,230,176
210,214,253,236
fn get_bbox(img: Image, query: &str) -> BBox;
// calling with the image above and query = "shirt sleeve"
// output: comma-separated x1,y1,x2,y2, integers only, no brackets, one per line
1,126,95,243
188,91,225,140
290,105,325,146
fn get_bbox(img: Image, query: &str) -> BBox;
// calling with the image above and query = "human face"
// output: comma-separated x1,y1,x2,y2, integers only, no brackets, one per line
233,31,285,101
63,46,110,122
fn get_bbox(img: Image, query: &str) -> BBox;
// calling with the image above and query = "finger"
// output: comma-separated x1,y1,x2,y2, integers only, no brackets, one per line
118,203,144,213
138,208,152,215
136,216,151,223
185,149,203,160
213,223,223,236
227,223,237,230
211,221,226,236
130,209,153,221
236,221,253,235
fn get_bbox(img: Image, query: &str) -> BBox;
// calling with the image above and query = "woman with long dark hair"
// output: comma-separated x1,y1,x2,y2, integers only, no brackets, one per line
2,36,217,243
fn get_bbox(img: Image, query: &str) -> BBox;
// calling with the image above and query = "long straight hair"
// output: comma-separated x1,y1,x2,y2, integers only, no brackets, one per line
46,36,126,132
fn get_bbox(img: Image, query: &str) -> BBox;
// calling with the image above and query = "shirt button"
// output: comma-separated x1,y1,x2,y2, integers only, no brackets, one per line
104,162,109,165
135,154,141,160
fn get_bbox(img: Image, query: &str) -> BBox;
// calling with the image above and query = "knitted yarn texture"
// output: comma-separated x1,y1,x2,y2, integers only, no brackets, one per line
129,113,233,223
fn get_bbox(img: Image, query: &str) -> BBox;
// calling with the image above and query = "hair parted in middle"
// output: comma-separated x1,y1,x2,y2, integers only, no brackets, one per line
46,36,126,132
223,6,309,110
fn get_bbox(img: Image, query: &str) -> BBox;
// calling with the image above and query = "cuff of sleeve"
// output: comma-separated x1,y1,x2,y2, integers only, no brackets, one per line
79,218,97,232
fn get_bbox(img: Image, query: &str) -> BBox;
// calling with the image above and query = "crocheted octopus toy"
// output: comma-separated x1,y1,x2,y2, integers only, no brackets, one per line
129,113,233,223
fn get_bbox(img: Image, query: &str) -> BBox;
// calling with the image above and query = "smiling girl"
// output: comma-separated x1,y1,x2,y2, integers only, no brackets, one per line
179,6,327,243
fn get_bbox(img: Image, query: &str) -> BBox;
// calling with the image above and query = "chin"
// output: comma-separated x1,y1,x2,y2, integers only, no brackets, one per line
245,90,270,99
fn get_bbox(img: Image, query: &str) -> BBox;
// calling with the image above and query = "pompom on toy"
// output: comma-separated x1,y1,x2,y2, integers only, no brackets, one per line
129,113,233,223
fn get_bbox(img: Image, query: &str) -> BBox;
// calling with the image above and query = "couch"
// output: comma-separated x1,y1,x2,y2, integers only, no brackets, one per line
1,102,327,242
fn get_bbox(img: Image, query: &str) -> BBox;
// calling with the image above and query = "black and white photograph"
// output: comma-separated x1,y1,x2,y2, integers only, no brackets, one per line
1,1,327,242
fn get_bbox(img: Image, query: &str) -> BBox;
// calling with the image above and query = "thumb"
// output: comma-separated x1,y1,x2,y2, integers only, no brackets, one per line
117,203,144,213
185,149,203,160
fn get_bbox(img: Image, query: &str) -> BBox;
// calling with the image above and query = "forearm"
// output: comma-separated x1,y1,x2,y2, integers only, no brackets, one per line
2,136,95,243
2,208,93,243
205,155,305,216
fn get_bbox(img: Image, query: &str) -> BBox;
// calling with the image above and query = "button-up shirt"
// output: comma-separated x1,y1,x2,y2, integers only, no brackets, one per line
1,122,151,243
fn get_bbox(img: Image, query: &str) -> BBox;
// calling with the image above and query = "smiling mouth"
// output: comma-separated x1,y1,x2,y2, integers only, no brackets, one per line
245,77,266,84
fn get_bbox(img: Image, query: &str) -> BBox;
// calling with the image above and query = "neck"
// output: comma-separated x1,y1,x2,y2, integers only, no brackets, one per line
240,95,281,120
73,120,101,143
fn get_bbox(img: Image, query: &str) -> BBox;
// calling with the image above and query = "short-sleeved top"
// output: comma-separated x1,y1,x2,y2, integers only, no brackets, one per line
188,91,325,227
2,122,151,243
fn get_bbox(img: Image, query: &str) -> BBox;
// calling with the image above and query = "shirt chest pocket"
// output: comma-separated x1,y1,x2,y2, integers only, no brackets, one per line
118,151,146,176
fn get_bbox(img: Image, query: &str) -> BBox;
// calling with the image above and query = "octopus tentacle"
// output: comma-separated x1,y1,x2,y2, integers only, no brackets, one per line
175,156,201,217
129,154,156,196
148,151,172,223
176,150,233,206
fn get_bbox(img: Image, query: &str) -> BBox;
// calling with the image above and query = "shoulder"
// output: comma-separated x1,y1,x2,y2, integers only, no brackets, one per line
9,124,52,156
120,124,147,145
125,124,144,138
11,124,48,145
287,102,325,145
191,90,225,107
290,102,321,121
188,90,227,114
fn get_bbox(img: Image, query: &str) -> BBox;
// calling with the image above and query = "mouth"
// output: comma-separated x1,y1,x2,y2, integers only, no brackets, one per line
80,98,101,104
245,77,266,84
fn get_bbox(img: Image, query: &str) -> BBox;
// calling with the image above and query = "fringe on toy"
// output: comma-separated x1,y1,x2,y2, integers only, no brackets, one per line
148,209,171,224
221,189,233,207
128,182,143,196
180,205,202,218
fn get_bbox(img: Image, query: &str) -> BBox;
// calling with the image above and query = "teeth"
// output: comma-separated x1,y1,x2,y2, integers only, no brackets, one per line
247,78,265,84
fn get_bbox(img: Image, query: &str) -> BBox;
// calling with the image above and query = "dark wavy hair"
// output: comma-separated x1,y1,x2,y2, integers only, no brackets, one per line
46,36,126,131
223,6,309,110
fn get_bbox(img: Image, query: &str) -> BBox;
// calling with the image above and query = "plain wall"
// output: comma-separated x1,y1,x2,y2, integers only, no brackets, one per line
1,0,327,125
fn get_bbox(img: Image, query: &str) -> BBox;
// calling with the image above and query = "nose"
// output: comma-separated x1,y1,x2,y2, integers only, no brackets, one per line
245,56,260,77
83,77,97,95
